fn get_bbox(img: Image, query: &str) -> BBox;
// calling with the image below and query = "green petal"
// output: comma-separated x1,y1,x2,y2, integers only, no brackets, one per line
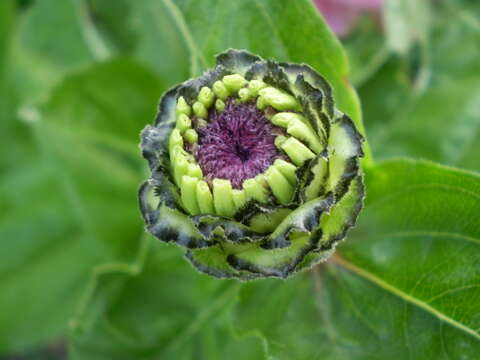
258,87,301,111
264,193,334,249
190,211,261,238
265,165,294,205
227,193,334,278
247,208,293,233
196,180,215,214
139,181,210,249
213,179,236,217
216,49,263,76
319,175,364,250
274,159,297,185
328,115,364,198
293,75,330,144
232,199,281,228
140,87,179,166
281,137,316,166
227,235,314,278
279,62,334,118
185,246,242,279
176,66,229,104
296,176,364,272
181,176,201,215
222,74,247,92
301,153,330,202
244,60,292,92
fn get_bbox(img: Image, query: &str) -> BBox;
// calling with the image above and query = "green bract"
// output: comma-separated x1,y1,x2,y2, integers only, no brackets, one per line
139,49,364,280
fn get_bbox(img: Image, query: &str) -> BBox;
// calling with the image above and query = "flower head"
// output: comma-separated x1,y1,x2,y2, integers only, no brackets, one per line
139,49,364,280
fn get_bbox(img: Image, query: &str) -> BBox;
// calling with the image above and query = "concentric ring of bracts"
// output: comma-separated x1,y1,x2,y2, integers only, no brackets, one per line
139,49,364,280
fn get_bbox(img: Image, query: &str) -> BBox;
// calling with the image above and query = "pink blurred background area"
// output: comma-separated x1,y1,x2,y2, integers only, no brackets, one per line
313,0,383,37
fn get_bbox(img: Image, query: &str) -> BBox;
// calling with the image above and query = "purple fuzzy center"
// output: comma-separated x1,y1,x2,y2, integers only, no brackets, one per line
195,99,281,189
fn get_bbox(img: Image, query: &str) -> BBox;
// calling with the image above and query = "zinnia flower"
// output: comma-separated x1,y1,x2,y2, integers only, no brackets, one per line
139,49,364,280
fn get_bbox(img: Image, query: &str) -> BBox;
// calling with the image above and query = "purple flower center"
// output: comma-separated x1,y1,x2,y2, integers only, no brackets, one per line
195,99,281,189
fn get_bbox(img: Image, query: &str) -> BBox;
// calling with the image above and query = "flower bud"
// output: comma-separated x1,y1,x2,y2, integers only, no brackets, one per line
139,49,364,280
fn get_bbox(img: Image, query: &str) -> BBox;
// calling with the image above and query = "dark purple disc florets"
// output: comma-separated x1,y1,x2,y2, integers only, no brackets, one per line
195,99,281,188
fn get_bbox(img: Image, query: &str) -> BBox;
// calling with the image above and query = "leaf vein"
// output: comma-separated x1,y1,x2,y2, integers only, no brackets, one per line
333,256,480,341
162,0,208,75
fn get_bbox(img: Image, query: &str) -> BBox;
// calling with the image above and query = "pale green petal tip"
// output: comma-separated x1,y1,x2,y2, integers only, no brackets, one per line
287,118,323,153
187,163,203,179
274,159,297,185
196,118,208,128
258,87,301,111
198,86,215,108
213,80,229,100
215,99,226,112
248,80,267,96
181,175,200,215
281,137,316,166
196,180,215,214
238,88,251,102
193,101,208,118
176,114,191,133
256,96,267,110
173,153,189,187
232,189,247,209
213,179,236,217
169,128,183,152
176,96,191,116
222,74,247,92
243,176,268,203
266,165,294,205
270,112,293,128
274,135,287,149
184,129,198,144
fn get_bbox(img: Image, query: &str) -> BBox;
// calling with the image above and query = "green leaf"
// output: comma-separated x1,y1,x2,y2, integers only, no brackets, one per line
0,59,165,354
7,0,97,103
130,0,190,86
341,159,480,338
234,263,480,360
360,0,480,171
0,0,28,171
0,0,15,69
35,58,164,262
6,0,189,108
69,238,264,360
343,18,389,87
230,159,480,359
383,0,431,54
0,163,103,353
162,0,373,165
83,0,138,54
77,0,191,86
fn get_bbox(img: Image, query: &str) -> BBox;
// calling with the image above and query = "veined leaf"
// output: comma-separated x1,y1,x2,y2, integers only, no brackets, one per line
360,0,480,171
162,0,373,165
69,238,264,360
78,0,191,86
341,159,480,341
230,159,480,359
7,0,97,103
0,59,165,354
68,159,480,359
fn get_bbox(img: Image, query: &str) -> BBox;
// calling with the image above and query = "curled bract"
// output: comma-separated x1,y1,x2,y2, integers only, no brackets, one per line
139,49,364,280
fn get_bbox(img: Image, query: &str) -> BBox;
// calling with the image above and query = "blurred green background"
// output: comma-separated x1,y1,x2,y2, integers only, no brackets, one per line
1,0,479,359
